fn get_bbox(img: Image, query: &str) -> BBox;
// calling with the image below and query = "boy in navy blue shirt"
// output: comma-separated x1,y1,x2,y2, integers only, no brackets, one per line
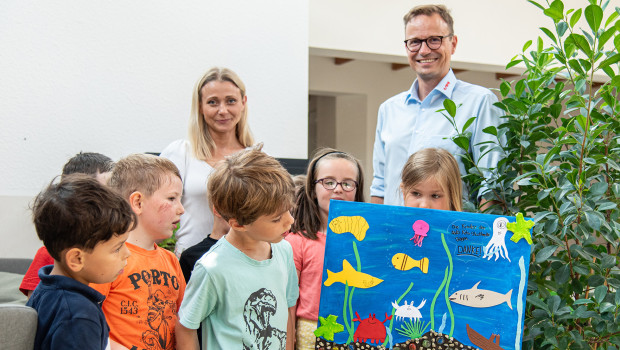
26,174,136,350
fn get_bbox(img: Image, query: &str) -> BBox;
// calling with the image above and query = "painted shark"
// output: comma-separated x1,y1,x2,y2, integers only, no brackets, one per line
449,281,512,309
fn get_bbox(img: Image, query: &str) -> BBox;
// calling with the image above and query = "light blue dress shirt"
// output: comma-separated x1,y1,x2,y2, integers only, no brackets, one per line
371,70,503,205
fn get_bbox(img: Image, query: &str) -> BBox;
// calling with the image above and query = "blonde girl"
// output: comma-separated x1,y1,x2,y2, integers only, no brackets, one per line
400,147,462,211
285,148,365,349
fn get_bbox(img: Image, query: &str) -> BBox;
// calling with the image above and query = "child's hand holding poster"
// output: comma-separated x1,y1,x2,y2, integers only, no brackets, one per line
316,201,533,350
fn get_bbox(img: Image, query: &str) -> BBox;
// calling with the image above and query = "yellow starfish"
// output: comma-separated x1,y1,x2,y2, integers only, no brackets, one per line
507,213,534,244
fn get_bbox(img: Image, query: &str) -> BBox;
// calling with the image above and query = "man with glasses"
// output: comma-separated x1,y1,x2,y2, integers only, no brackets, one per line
371,4,502,206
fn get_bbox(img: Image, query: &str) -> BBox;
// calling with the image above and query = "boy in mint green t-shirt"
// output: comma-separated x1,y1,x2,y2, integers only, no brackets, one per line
176,146,299,350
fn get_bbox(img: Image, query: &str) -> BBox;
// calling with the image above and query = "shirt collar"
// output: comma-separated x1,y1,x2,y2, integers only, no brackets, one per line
405,69,457,104
38,265,106,304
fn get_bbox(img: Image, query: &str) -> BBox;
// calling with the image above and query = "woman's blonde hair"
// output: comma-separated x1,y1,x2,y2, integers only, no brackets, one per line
188,67,254,161
400,148,463,211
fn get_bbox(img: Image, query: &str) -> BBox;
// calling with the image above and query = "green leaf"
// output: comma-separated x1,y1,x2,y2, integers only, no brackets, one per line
482,125,497,137
548,295,561,314
554,264,570,284
536,245,558,263
462,116,477,132
584,211,602,231
600,53,620,69
527,295,550,313
605,9,618,27
443,99,456,117
612,75,620,88
506,59,523,69
540,27,557,43
569,8,582,28
594,285,607,304
573,299,595,305
515,80,525,98
568,33,593,56
598,202,617,210
589,182,608,196
527,0,546,11
616,289,620,306
499,81,510,97
601,255,617,269
544,0,564,21
585,4,604,33
557,21,568,37
453,136,469,151
598,27,616,49
523,40,533,52
599,302,615,313
588,274,606,287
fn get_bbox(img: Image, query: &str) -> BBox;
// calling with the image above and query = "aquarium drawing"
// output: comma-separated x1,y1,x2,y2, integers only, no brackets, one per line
315,201,533,350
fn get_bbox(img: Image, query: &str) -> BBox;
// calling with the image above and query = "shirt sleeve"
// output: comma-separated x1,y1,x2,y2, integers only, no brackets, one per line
283,242,300,308
178,263,216,330
370,103,387,198
160,139,188,180
19,247,54,295
470,92,504,197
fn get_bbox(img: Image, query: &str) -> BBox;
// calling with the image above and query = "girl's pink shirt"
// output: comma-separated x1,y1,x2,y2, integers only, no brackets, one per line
285,231,326,321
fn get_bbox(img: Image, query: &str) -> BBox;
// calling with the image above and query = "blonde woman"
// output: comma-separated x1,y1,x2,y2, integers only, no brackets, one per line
161,67,254,256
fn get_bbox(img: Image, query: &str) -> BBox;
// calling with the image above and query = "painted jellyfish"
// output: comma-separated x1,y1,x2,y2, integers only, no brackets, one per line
483,217,511,262
410,220,429,247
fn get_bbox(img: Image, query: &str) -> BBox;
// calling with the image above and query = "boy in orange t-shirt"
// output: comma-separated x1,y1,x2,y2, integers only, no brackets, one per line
92,154,186,350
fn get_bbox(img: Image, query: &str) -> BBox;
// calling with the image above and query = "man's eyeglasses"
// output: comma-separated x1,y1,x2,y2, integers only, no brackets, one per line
404,35,453,52
314,178,358,192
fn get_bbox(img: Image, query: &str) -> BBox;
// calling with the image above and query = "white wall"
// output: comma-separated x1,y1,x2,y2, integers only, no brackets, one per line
0,0,308,258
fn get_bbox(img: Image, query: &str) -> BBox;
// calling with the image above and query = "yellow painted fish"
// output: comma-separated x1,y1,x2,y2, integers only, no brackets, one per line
324,260,383,289
391,253,429,273
328,216,369,241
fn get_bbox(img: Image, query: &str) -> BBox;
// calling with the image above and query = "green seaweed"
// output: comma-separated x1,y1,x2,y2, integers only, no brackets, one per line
430,266,449,330
342,241,362,344
396,318,430,339
382,282,414,347
429,233,455,337
440,233,454,337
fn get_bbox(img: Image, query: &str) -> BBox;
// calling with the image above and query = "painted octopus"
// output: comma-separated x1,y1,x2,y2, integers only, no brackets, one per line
410,220,429,247
483,217,511,262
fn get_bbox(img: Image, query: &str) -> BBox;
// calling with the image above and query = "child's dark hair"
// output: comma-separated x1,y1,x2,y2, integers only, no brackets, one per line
291,148,365,240
208,144,294,226
61,152,114,176
32,174,137,261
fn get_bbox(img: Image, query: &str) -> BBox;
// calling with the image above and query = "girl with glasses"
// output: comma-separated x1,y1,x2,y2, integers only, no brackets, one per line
285,148,365,349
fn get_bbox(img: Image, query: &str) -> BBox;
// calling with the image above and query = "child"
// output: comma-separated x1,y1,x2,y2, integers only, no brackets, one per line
20,151,115,297
26,174,135,350
175,146,299,350
285,148,365,350
91,154,187,350
400,147,463,211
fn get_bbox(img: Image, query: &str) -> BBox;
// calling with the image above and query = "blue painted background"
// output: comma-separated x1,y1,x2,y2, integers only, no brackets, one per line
317,201,532,349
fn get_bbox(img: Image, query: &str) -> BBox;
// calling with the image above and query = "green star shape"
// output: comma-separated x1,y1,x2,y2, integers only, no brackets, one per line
507,212,535,245
314,314,344,341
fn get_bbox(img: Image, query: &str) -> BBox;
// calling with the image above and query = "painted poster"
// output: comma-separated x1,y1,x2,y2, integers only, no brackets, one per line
316,201,533,350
